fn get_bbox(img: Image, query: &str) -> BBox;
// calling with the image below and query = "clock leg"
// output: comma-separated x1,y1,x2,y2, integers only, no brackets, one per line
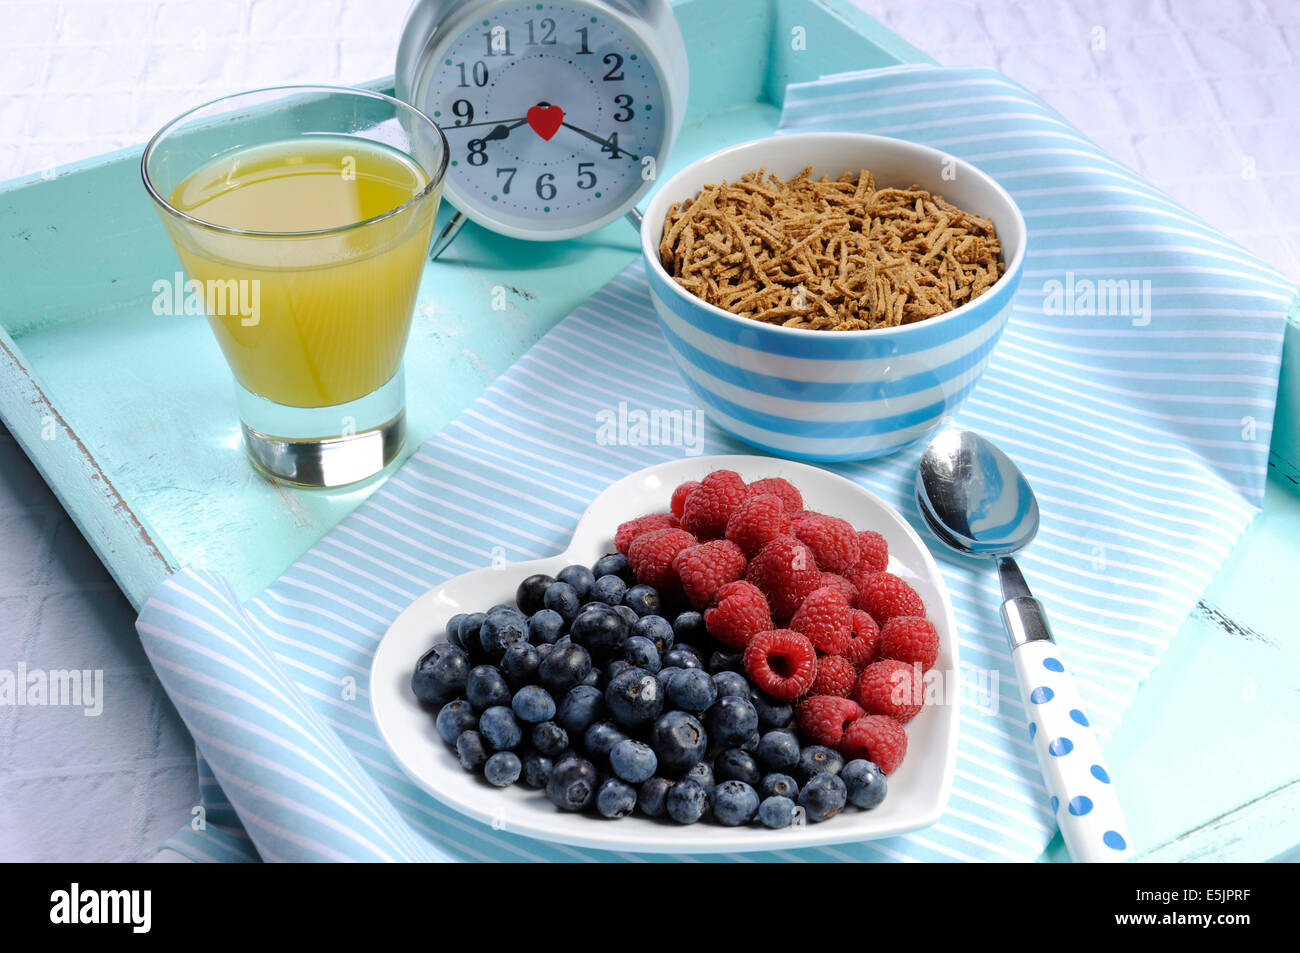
428,211,467,261
625,208,644,231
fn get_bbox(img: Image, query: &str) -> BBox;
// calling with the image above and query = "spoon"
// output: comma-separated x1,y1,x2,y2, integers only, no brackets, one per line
916,429,1134,862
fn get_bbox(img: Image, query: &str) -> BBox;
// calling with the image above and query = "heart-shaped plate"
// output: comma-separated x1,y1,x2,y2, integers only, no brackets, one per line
370,455,959,853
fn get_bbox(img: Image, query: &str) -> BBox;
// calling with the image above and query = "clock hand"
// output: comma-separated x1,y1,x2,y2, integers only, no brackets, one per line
443,118,526,131
467,119,531,155
559,122,640,161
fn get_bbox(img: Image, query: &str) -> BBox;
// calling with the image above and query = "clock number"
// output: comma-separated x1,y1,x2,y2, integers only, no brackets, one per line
600,131,622,157
451,99,474,126
535,173,557,201
575,26,592,54
525,18,556,45
456,61,489,87
467,140,488,166
576,163,597,190
602,53,624,81
613,94,634,122
496,167,517,194
483,29,512,57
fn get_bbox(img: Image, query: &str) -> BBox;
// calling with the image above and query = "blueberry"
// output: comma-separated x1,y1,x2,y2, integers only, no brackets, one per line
516,573,555,616
622,635,662,673
614,605,640,628
591,574,628,606
528,608,565,645
714,748,762,788
609,739,658,784
451,612,485,653
666,778,709,824
546,757,598,812
522,752,553,789
501,641,540,686
484,751,522,787
739,730,761,752
605,667,664,727
663,646,704,671
652,710,708,773
712,670,749,700
435,699,478,747
605,658,633,683
412,643,469,705
638,777,674,818
756,730,801,773
557,564,596,602
531,721,569,758
480,609,528,659
569,603,629,660
538,641,592,695
445,613,468,645
487,603,516,617
623,585,661,618
596,777,637,819
592,552,634,585
841,759,888,810
656,665,685,693
683,760,714,793
555,684,604,736
581,668,601,688
536,642,556,662
666,667,716,713
511,685,556,723
479,706,523,751
759,795,798,829
759,772,800,800
673,610,708,645
711,780,760,826
543,581,581,624
631,615,674,654
456,730,488,772
799,772,848,822
708,650,744,674
796,745,844,785
706,695,759,748
583,720,628,762
750,688,794,730
465,665,512,712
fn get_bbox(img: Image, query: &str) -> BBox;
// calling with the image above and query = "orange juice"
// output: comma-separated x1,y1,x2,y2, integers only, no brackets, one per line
165,136,438,408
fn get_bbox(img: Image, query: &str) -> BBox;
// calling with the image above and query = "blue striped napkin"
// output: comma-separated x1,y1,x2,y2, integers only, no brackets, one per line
137,66,1297,862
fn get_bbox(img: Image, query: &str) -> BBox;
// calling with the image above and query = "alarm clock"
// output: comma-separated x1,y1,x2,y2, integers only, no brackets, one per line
396,0,688,247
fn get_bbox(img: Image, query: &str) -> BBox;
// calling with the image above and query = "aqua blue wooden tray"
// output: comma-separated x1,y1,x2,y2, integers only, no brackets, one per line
2,0,1297,861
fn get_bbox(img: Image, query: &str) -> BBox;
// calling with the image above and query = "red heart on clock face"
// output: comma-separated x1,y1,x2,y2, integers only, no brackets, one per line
526,104,565,141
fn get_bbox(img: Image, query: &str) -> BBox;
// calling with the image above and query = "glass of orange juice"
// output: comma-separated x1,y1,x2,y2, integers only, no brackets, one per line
141,86,447,487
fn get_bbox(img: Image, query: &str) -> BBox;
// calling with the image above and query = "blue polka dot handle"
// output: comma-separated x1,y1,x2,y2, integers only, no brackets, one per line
1014,639,1133,862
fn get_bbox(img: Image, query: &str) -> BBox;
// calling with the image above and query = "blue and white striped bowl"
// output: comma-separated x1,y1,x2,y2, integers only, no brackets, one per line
641,133,1026,461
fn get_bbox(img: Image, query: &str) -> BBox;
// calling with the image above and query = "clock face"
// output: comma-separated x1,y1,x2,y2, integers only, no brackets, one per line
425,1,668,237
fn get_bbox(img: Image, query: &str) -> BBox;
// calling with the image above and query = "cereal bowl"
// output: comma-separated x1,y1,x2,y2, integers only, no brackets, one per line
640,132,1026,461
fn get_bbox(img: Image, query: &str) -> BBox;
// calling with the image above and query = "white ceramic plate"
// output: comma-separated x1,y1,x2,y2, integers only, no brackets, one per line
370,455,959,853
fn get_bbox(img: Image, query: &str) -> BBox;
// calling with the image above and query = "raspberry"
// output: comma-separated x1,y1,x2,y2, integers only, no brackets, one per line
626,527,696,594
615,512,678,555
681,470,748,540
855,659,925,722
795,695,864,749
704,581,772,649
672,539,746,609
816,572,858,606
788,585,852,655
744,630,818,701
856,530,889,574
879,616,940,672
745,536,820,623
746,477,803,514
670,480,701,519
725,493,791,557
811,655,858,698
840,715,908,775
857,572,925,624
841,610,880,669
791,513,861,575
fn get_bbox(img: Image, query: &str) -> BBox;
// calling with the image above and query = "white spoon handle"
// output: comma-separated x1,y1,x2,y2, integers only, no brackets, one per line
1012,635,1134,862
